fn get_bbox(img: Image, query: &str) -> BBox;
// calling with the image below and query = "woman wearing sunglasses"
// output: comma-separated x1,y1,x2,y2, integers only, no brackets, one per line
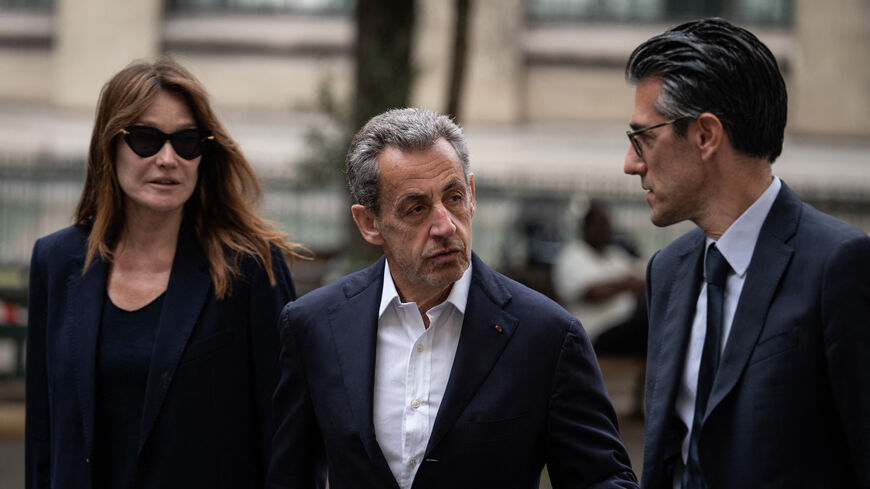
25,58,305,489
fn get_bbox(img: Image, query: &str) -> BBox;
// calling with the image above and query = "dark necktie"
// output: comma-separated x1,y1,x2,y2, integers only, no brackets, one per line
682,244,730,489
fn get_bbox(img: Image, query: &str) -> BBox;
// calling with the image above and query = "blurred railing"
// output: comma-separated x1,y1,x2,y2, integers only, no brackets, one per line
4,156,869,273
2,153,869,376
0,158,673,274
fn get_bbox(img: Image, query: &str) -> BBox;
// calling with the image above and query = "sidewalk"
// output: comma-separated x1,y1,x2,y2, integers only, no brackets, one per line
0,380,24,439
0,379,24,488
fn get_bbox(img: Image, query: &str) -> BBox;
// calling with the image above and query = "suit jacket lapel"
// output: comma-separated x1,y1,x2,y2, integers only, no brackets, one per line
426,254,518,453
138,225,211,453
69,251,109,458
646,231,704,443
706,184,799,418
328,257,396,484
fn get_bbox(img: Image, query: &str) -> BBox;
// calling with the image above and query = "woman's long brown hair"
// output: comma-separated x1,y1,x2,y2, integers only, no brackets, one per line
74,57,307,298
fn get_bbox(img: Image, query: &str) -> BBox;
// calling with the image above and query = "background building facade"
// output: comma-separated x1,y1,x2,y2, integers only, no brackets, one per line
0,1,868,485
1,0,868,283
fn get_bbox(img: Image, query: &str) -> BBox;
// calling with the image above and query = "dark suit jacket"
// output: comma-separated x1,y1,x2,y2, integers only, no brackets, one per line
26,223,295,489
267,253,638,489
641,183,870,488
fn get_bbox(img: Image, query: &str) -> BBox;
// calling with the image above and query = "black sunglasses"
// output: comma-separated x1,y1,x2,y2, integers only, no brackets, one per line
120,125,214,160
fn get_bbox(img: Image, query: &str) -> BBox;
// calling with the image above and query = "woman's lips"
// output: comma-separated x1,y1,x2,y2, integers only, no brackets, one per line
149,178,179,186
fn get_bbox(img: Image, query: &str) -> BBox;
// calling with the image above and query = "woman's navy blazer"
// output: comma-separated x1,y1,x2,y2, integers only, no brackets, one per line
25,223,295,489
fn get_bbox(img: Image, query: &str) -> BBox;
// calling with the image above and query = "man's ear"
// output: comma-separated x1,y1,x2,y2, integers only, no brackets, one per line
695,112,725,161
351,204,384,245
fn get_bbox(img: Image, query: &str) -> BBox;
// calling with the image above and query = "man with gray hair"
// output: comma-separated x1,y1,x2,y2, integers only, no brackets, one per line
267,108,638,489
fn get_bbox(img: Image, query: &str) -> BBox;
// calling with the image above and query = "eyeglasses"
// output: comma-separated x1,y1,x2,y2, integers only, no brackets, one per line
626,117,690,157
120,125,214,160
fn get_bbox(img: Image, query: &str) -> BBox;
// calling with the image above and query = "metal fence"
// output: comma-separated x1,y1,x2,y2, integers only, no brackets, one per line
0,159,686,273
2,154,869,376
5,157,869,277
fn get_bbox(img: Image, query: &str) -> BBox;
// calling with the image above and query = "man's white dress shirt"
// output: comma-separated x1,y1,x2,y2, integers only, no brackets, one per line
552,240,644,342
672,176,781,489
373,260,471,489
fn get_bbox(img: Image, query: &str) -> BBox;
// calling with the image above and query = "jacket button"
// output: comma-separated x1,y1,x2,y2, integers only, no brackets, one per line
85,458,91,465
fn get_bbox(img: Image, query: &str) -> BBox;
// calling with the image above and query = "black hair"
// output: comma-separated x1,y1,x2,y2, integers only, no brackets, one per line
626,17,787,163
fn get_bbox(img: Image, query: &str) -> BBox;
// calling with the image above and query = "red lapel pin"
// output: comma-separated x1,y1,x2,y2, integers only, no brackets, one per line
493,324,503,334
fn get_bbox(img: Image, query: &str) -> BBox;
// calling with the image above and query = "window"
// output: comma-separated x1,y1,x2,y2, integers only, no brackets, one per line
167,0,352,15
0,0,53,11
527,0,792,26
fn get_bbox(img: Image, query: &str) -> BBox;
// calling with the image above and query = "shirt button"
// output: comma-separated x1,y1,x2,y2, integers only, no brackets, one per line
409,458,417,467
416,343,424,352
411,399,420,409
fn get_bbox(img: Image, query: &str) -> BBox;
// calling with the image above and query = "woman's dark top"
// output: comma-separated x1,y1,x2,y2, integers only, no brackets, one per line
25,224,295,489
93,293,164,489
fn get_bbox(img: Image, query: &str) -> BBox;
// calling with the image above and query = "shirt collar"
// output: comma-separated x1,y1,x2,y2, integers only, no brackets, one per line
379,258,473,317
706,176,781,278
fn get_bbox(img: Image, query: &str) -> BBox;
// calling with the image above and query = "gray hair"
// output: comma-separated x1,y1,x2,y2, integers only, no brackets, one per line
345,107,470,215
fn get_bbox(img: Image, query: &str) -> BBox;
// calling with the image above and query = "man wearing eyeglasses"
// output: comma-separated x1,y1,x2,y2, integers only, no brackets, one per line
623,18,870,489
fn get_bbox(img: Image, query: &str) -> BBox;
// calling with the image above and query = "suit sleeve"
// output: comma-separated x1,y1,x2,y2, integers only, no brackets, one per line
248,247,297,480
266,304,327,489
545,319,639,488
25,238,51,489
821,233,870,486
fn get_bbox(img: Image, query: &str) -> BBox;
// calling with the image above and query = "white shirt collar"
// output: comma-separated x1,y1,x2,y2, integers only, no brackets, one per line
706,176,782,278
379,258,472,317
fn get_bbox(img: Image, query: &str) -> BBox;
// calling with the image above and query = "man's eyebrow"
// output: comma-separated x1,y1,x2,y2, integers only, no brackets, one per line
442,178,465,193
396,192,427,208
628,121,643,131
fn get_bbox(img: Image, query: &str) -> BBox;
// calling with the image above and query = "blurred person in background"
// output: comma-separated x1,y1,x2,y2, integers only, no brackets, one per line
267,107,638,489
552,201,647,357
624,18,870,489
26,58,305,489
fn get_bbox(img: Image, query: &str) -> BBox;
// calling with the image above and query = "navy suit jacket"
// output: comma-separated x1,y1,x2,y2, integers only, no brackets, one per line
641,183,870,488
26,224,295,489
267,253,638,489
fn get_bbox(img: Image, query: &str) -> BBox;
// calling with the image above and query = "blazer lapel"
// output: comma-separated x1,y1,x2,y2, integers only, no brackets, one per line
646,232,705,438
706,184,799,418
327,257,396,484
426,254,518,453
138,225,211,453
69,252,109,458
